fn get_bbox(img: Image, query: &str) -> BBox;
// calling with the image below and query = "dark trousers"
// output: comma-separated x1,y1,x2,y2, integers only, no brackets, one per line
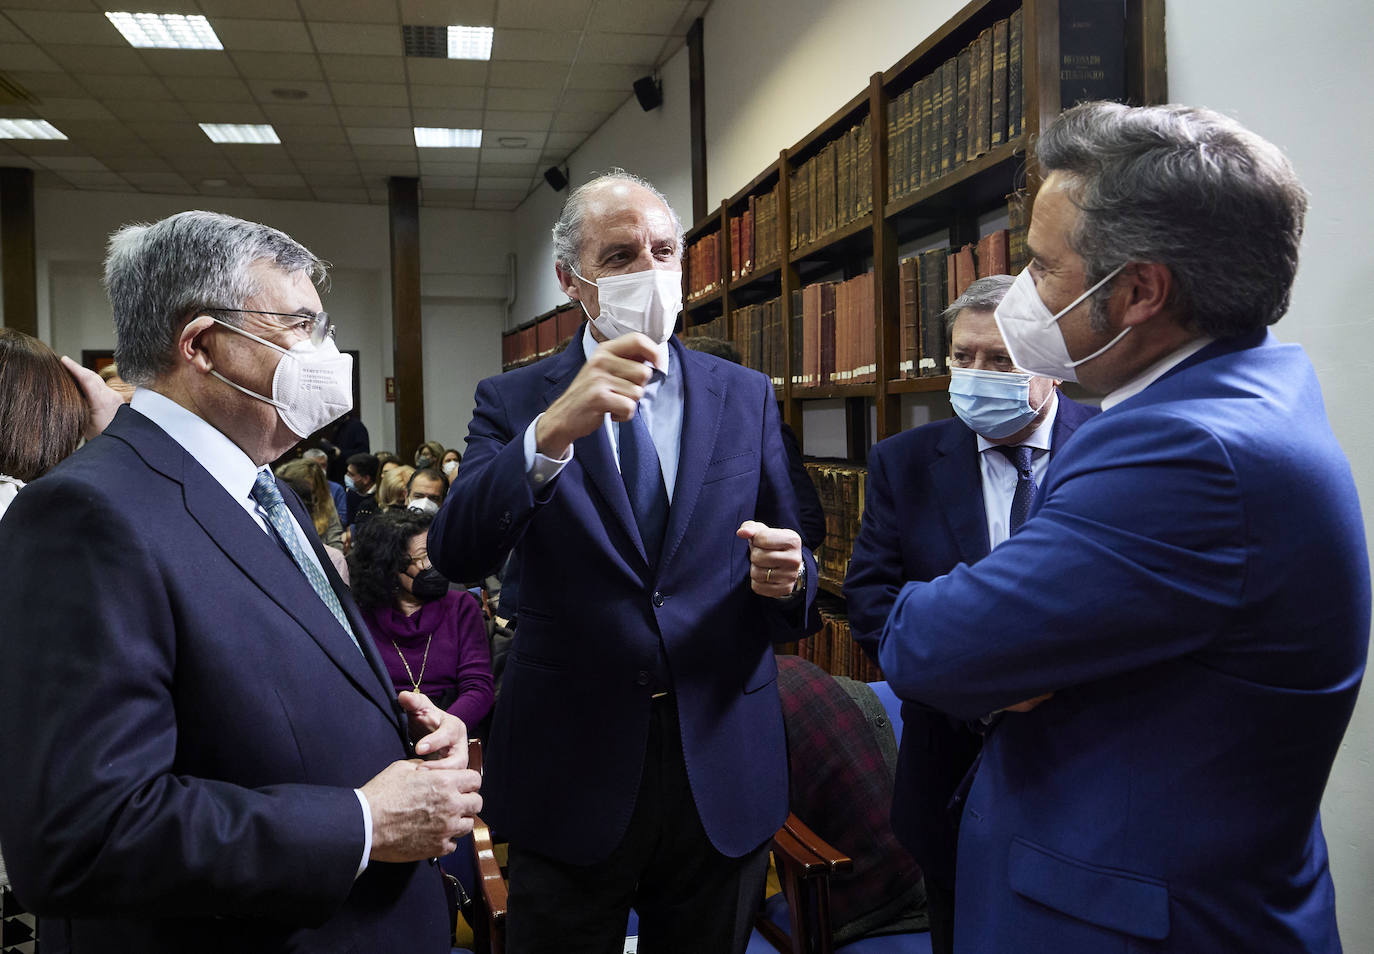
926,875,956,954
505,696,771,954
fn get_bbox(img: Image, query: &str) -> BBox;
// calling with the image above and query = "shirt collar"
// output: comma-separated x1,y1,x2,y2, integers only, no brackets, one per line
976,389,1059,454
580,322,671,380
130,386,266,502
1100,336,1214,411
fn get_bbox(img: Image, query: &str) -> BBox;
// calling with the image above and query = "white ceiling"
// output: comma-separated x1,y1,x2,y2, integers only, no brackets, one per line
0,0,706,209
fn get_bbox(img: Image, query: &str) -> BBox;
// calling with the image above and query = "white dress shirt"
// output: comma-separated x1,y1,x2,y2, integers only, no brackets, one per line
1100,336,1214,411
976,391,1060,550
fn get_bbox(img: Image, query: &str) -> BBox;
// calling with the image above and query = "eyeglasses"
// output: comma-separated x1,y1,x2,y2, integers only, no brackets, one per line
210,308,334,347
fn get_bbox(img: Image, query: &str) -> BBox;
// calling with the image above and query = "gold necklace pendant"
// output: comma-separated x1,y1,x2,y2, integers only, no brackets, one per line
391,632,434,693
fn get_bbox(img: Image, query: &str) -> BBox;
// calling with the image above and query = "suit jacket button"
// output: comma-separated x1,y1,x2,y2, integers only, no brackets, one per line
636,671,650,685
652,591,664,607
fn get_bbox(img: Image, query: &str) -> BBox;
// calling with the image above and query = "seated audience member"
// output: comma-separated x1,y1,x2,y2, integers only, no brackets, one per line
277,458,345,550
345,451,380,525
377,463,414,511
0,329,88,522
440,448,461,480
405,467,449,515
303,446,349,526
413,440,446,472
775,655,928,945
375,450,400,470
320,411,369,485
681,335,826,553
97,360,136,402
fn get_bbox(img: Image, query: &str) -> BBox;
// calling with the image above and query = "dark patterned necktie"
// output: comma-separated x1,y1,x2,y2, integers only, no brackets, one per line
994,444,1036,534
619,408,669,565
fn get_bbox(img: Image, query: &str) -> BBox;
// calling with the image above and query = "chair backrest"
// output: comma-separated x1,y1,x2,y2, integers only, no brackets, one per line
867,681,904,748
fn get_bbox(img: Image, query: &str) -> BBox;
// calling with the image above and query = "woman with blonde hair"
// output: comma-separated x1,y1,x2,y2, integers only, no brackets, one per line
275,458,343,549
376,463,415,511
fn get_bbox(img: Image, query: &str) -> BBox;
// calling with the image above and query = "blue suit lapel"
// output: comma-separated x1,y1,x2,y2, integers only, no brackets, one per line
113,409,399,723
660,342,724,570
930,422,991,564
540,335,647,566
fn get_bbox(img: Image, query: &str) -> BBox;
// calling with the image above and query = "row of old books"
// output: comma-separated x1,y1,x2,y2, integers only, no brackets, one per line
792,272,877,389
788,115,875,252
685,230,723,301
500,304,582,371
805,460,867,586
732,296,786,387
887,9,1024,204
727,185,783,282
787,598,883,682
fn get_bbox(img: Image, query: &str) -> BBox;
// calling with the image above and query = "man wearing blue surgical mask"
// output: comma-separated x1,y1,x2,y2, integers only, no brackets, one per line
844,274,1096,954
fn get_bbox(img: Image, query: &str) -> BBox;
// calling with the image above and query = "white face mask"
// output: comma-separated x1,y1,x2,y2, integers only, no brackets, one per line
441,460,459,477
993,264,1127,382
208,319,354,438
572,267,682,345
407,496,439,516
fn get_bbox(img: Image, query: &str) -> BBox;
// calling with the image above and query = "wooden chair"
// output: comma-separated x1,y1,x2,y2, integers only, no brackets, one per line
466,739,508,954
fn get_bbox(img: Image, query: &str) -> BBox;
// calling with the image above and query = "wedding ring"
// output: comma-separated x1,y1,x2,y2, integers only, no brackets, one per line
766,568,772,583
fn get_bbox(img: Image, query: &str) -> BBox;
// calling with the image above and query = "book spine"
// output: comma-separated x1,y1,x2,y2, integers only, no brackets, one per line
955,47,971,165
992,18,1009,147
940,57,956,176
1009,8,1024,139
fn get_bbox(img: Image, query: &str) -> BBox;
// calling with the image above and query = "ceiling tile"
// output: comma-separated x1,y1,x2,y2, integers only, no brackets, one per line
143,50,241,77
585,1,684,35
124,120,208,142
495,0,592,32
541,131,587,152
298,0,400,24
0,14,25,43
484,86,558,111
560,89,630,113
5,10,124,45
57,170,131,189
104,99,193,121
82,73,176,101
480,109,551,132
346,126,414,146
98,156,174,173
408,84,484,109
275,124,348,144
424,190,477,207
170,77,256,103
476,175,531,191
0,103,38,120
36,97,117,120
353,145,419,161
476,161,537,178
416,160,478,176
404,57,489,86
0,0,98,9
223,147,297,171
211,18,315,53
300,173,364,188
54,118,146,144
328,82,408,107
321,54,407,84
247,80,334,105
564,61,642,91
399,0,496,26
358,159,419,176
410,145,478,163
5,138,87,156
196,0,305,19
483,129,545,150
486,60,566,89
576,32,664,66
491,29,575,64
261,104,341,126
477,145,540,163
410,107,483,128
35,155,109,172
123,171,196,193
311,187,371,203
335,105,412,127
472,187,527,201
309,22,401,56
549,110,609,134
294,159,363,175
474,198,520,210
254,186,316,200
187,103,270,124
244,172,306,188
230,51,325,81
0,42,64,72
8,70,88,98
421,175,476,189
172,158,238,178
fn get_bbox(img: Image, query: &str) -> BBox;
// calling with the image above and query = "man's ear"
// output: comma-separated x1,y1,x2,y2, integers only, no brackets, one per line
1118,262,1173,329
556,262,581,301
179,315,219,372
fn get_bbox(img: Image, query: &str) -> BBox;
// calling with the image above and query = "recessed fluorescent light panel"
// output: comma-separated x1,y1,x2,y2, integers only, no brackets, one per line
448,25,493,60
0,118,67,140
414,127,482,148
200,123,281,144
106,12,224,50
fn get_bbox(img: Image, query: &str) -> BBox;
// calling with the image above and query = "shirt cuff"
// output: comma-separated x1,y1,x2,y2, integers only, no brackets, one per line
523,413,574,492
354,788,372,879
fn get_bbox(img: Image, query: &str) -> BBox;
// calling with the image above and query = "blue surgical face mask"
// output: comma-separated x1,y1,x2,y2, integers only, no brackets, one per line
345,474,357,492
948,367,1052,440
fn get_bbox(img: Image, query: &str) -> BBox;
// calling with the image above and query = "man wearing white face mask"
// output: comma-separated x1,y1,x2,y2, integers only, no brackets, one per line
844,275,1097,954
431,169,816,953
877,103,1369,953
0,211,482,953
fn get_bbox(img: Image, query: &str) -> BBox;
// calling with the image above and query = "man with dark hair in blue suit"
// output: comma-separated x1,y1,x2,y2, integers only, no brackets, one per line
845,274,1098,954
0,211,481,953
880,102,1369,952
430,170,815,954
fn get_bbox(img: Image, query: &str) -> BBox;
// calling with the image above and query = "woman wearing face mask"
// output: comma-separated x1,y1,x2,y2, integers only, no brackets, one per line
440,448,461,479
348,508,494,734
413,439,445,472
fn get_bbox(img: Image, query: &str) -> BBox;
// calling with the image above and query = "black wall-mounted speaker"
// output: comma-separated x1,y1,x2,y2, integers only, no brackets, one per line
633,75,663,111
543,166,569,191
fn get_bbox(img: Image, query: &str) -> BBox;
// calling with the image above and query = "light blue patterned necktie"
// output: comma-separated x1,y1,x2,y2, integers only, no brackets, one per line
251,470,363,654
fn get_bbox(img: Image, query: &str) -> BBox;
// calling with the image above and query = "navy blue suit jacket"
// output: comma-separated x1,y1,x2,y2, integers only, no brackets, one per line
844,394,1097,884
0,405,449,953
880,332,1369,951
430,332,815,864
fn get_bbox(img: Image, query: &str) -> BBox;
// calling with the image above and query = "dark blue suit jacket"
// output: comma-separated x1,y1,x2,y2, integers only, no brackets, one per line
0,405,450,953
844,394,1097,885
880,332,1369,951
430,332,815,863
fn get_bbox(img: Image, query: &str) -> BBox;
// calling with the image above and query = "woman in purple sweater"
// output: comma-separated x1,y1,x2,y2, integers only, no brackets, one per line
348,508,494,734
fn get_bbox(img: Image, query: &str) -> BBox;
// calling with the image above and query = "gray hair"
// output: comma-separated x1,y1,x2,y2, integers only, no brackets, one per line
1036,101,1307,338
302,447,328,465
941,273,1015,343
551,168,685,276
104,210,327,385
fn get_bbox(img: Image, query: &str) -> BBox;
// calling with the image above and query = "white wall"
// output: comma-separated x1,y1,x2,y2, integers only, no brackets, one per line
15,188,510,459
1165,2,1374,948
